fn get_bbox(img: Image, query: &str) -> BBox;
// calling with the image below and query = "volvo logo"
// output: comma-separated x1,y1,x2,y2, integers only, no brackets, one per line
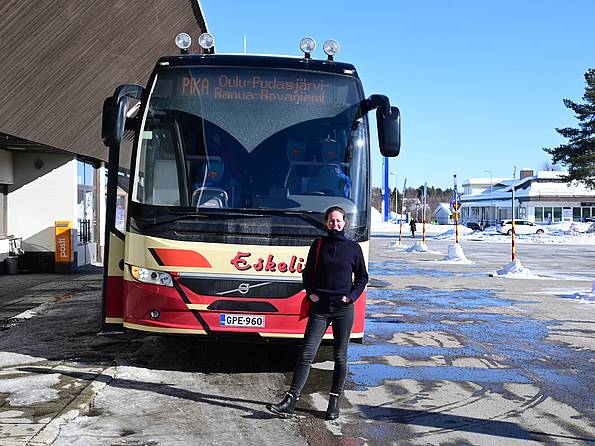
216,280,272,296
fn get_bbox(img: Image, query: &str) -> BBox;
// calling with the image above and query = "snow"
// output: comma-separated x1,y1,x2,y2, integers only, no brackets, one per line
530,283,595,305
492,259,539,279
405,241,441,254
0,374,61,406
442,243,473,264
0,352,46,368
372,219,595,245
10,309,37,320
433,227,474,240
562,292,595,304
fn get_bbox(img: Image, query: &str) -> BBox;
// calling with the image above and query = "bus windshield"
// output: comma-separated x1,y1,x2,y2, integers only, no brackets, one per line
132,66,369,228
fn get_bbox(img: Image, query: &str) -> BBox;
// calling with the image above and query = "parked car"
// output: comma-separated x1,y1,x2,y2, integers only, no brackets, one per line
584,217,595,223
496,219,545,235
466,222,483,231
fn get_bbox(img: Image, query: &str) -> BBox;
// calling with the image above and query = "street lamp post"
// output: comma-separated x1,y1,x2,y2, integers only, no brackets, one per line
483,170,493,226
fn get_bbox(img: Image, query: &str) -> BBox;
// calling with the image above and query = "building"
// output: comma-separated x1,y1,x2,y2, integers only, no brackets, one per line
460,169,595,226
0,1,208,272
432,203,452,225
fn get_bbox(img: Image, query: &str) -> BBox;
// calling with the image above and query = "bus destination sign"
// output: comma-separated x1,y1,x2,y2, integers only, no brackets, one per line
180,74,331,103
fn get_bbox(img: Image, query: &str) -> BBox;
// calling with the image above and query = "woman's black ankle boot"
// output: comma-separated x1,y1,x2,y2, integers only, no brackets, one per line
325,393,340,420
266,392,298,417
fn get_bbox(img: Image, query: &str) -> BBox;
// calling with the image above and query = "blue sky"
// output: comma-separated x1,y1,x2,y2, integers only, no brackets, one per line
200,0,594,189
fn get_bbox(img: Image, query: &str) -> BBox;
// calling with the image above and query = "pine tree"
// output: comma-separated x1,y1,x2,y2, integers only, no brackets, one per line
544,69,595,188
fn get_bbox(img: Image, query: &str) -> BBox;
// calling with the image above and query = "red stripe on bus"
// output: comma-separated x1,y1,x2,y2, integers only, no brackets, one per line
153,248,212,268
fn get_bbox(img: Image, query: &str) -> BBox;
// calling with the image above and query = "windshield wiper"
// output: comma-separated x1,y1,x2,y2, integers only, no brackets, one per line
255,210,326,231
137,208,325,231
139,209,270,229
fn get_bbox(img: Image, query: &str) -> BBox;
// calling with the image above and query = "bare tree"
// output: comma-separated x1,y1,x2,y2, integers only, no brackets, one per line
539,161,563,171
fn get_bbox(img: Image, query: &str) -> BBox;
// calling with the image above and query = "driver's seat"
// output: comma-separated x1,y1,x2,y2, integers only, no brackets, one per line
306,164,349,197
192,159,228,208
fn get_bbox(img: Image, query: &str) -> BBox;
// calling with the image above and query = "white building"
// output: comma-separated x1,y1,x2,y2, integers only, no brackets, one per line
0,150,104,272
460,169,595,226
432,203,452,225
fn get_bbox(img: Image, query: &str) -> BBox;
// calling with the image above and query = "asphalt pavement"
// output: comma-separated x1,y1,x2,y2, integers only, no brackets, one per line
0,238,594,445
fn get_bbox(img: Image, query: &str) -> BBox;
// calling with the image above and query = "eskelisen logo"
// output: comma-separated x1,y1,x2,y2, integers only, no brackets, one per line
230,251,305,273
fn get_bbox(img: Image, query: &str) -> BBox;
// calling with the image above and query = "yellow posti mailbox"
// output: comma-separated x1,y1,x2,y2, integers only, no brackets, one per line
55,221,74,273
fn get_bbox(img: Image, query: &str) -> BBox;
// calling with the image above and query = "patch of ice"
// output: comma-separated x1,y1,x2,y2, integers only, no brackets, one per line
0,374,61,406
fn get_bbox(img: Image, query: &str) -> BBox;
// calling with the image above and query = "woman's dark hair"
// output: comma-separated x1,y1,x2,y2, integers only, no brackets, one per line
324,206,346,222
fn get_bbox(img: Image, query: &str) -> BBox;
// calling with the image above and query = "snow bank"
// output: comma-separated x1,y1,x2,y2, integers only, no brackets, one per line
0,374,61,406
405,241,441,254
0,352,46,368
493,259,539,278
434,227,474,240
371,207,383,223
442,243,473,263
562,291,595,304
372,217,595,244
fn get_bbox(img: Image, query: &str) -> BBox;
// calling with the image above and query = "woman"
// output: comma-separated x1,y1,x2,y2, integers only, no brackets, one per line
266,206,369,420
409,217,416,238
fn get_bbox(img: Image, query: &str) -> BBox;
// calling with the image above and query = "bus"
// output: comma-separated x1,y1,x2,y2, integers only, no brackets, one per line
100,34,400,341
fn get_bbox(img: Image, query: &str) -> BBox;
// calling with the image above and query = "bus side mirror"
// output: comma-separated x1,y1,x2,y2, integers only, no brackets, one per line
377,106,401,157
365,94,401,157
102,96,128,147
101,84,144,147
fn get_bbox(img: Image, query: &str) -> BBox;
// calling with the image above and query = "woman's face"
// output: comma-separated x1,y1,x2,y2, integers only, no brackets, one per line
325,210,346,231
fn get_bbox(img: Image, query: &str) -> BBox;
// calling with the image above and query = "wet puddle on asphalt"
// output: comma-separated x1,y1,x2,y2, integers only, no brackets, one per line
368,261,485,277
349,288,590,404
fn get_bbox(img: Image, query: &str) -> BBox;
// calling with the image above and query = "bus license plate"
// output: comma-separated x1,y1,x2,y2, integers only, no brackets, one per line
219,314,265,328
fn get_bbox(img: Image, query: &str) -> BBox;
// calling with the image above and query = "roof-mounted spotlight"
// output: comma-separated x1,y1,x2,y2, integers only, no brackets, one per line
299,37,316,59
198,33,215,54
323,39,340,61
175,33,192,54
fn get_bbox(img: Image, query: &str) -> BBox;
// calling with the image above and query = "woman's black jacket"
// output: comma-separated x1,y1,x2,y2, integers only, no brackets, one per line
302,230,368,302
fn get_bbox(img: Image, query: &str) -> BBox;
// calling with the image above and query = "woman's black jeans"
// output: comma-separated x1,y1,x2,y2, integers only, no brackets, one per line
289,300,354,397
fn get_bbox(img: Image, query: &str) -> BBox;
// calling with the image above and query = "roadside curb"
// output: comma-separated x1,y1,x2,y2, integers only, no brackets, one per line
26,367,116,446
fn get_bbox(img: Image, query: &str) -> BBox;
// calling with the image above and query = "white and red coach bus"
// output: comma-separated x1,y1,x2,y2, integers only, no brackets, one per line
100,34,400,340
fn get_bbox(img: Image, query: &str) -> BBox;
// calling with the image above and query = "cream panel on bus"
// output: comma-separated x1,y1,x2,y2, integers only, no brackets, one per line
124,231,369,277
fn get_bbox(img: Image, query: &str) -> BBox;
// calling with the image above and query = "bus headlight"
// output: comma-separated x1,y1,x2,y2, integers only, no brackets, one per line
130,265,173,287
198,33,215,50
175,33,192,52
322,39,341,56
323,39,340,59
299,37,316,58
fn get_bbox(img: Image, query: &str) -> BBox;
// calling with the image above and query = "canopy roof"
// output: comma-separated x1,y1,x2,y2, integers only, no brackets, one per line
0,0,207,162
